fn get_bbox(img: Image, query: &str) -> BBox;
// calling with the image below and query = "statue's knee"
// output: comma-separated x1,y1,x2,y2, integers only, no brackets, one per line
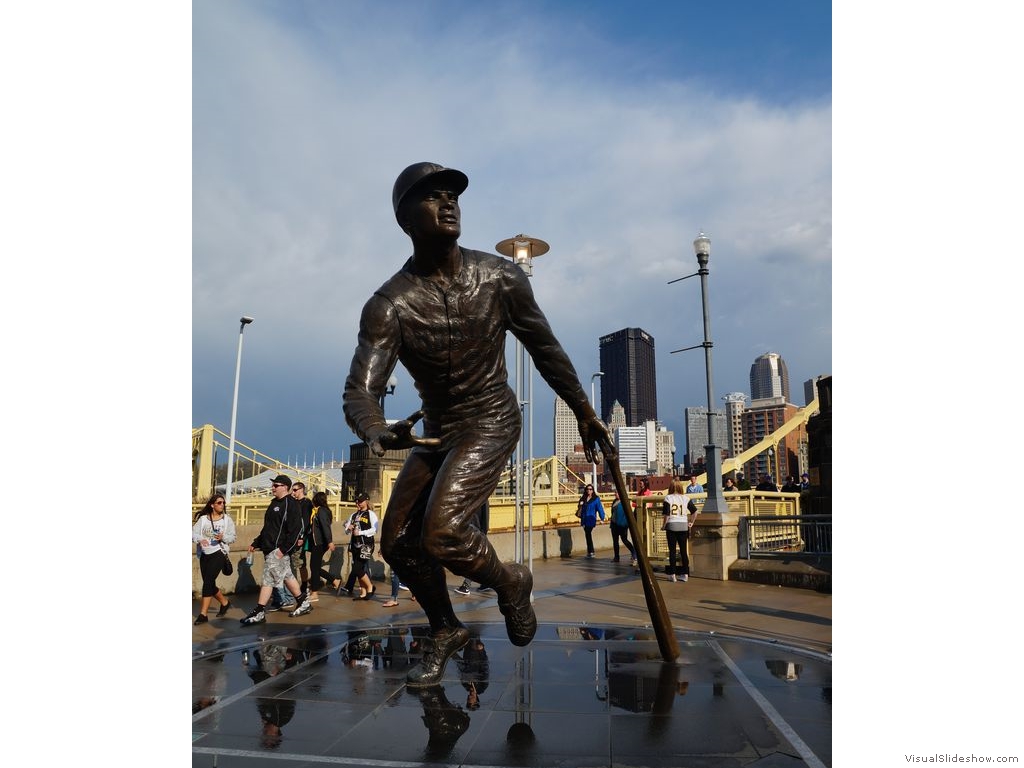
422,529,462,563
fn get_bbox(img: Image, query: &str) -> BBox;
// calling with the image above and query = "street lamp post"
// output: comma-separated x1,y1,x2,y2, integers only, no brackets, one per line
379,374,398,414
590,372,604,488
496,234,549,570
225,316,254,505
669,231,728,515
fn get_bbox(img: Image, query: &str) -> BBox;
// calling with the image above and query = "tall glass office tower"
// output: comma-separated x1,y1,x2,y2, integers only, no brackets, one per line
598,327,657,427
749,352,791,402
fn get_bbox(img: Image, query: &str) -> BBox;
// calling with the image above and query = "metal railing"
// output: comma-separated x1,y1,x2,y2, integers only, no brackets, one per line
738,514,832,558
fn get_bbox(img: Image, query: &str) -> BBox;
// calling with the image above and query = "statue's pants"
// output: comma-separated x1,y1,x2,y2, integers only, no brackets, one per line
380,386,520,634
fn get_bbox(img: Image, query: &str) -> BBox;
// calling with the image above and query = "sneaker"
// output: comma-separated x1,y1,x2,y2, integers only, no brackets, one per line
289,600,313,617
194,614,209,625
586,553,595,559
454,584,471,596
398,583,411,591
476,585,492,593
630,559,638,567
406,626,470,687
497,563,537,647
216,602,231,618
265,605,281,613
670,574,678,583
681,574,689,582
241,608,266,625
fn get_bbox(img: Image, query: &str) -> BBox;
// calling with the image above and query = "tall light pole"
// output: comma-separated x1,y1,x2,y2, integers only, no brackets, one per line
590,372,604,488
669,231,728,515
496,234,549,570
379,374,398,414
225,316,254,506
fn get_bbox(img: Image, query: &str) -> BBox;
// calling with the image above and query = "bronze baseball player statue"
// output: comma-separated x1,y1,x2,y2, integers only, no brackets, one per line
343,162,615,685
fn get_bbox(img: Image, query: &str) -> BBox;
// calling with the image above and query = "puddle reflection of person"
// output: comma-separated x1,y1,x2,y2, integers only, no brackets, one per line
248,643,299,749
456,635,489,710
192,654,227,715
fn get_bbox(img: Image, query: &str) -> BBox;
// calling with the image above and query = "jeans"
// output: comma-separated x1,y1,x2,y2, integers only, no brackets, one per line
272,587,295,606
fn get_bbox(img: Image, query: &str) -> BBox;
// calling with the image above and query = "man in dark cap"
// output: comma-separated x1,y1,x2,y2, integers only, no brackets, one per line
343,162,614,685
240,474,312,625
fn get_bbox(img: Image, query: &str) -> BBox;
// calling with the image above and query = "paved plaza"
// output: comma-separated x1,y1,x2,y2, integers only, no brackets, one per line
193,552,831,767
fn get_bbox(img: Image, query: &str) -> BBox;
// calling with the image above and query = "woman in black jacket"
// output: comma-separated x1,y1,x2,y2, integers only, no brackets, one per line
306,491,336,602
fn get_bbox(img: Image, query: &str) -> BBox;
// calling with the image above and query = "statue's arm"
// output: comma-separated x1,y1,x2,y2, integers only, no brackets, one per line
342,294,440,456
503,265,615,462
343,294,399,446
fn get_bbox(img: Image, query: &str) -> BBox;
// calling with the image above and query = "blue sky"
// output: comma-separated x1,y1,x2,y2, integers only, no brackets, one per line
192,0,832,465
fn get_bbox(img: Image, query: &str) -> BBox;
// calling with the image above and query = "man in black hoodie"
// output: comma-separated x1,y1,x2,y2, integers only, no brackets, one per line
240,474,312,625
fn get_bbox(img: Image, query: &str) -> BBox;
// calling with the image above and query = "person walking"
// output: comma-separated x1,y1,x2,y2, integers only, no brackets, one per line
240,474,312,625
661,479,698,583
346,492,379,601
577,484,606,558
192,493,235,624
342,161,613,686
290,482,313,591
608,490,637,566
381,564,402,608
306,491,336,603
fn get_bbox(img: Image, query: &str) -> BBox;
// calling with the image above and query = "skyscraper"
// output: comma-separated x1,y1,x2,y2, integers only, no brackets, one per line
684,406,729,467
749,352,791,402
553,396,578,464
553,395,579,487
599,328,657,426
722,392,748,459
607,400,627,432
614,421,656,474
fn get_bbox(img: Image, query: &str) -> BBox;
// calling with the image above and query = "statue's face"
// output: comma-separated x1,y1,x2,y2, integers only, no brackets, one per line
401,186,461,239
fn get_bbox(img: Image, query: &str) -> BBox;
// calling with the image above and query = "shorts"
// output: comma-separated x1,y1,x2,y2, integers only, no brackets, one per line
260,551,296,588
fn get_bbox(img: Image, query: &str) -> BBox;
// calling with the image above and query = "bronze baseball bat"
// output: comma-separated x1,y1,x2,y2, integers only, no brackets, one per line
605,455,679,662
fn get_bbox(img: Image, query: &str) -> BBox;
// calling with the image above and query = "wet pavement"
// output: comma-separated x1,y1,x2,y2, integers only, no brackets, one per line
193,555,831,767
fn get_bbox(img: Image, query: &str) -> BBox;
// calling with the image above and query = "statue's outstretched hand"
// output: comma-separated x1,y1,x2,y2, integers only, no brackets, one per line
579,416,616,464
367,410,441,457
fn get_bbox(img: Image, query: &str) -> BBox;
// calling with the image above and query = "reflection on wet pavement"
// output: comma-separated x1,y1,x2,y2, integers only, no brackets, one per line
193,621,830,767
